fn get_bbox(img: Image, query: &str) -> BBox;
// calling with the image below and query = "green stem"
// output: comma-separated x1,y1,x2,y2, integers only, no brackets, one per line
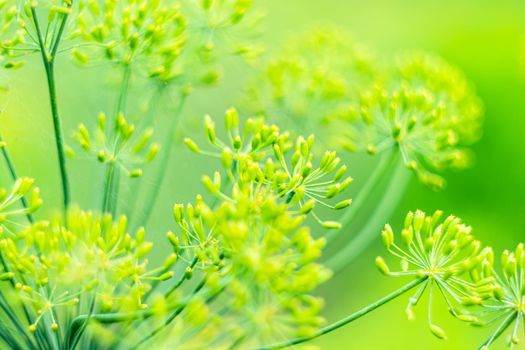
137,94,186,227
101,161,116,214
478,312,517,350
325,158,411,274
0,133,34,223
132,277,216,349
31,8,71,217
254,277,426,350
101,64,132,216
327,149,398,245
0,253,38,349
115,64,132,118
125,86,165,219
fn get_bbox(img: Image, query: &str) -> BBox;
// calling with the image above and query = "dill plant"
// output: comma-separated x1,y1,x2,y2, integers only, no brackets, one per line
0,1,519,349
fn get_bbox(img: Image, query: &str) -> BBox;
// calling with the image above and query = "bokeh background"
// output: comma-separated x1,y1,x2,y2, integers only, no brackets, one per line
1,0,525,349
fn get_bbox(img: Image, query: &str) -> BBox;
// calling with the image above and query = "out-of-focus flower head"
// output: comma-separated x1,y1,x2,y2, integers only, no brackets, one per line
338,52,484,190
72,0,261,88
72,112,160,178
244,26,378,143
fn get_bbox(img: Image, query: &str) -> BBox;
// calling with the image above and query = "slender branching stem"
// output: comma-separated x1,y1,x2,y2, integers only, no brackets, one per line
326,158,411,274
138,94,187,226
101,64,132,215
132,277,220,349
327,149,398,245
0,133,34,223
101,160,116,215
478,312,517,350
253,277,427,350
31,8,71,217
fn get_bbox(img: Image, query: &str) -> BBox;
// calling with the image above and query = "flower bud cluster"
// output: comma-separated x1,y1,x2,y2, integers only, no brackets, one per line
0,177,42,233
376,210,494,339
170,187,330,347
464,243,525,349
184,107,353,228
0,207,179,334
246,26,483,190
245,26,376,142
72,0,260,87
73,112,160,177
0,0,73,67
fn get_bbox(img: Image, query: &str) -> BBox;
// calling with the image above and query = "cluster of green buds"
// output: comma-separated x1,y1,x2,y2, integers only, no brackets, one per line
181,0,262,62
0,177,42,234
245,26,483,190
375,210,495,340
339,51,483,190
0,205,192,348
72,0,186,77
343,82,473,190
170,184,330,347
245,26,377,142
0,0,73,67
394,52,483,144
73,112,160,177
184,107,353,229
463,243,525,349
71,0,260,89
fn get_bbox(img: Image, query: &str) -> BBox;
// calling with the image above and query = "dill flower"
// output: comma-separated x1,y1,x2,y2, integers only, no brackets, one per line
73,0,186,76
170,183,330,347
184,107,353,228
465,243,525,349
394,51,483,144
0,0,73,67
0,177,42,233
0,204,207,349
245,26,483,189
337,52,484,190
72,0,260,88
376,210,494,339
73,112,160,178
245,26,377,143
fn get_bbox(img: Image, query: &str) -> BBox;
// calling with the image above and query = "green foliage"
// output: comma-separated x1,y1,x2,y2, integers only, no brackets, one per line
1,0,517,349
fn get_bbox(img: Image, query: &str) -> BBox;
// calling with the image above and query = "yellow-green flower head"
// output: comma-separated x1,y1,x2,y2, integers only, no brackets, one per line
71,0,260,87
181,0,262,62
0,0,73,67
0,208,180,336
0,177,42,235
394,52,483,144
172,188,330,347
73,112,160,178
339,52,483,190
184,107,353,229
467,243,525,349
245,26,377,142
73,0,187,75
376,210,494,340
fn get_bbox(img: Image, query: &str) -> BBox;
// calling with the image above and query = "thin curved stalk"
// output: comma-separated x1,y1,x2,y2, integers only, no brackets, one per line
131,278,221,349
31,8,71,217
478,312,517,350
326,149,399,245
326,158,411,274
253,277,426,350
101,64,132,216
0,133,34,223
137,94,186,227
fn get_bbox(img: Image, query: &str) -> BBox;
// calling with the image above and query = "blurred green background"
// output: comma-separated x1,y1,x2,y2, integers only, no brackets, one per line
1,0,525,349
